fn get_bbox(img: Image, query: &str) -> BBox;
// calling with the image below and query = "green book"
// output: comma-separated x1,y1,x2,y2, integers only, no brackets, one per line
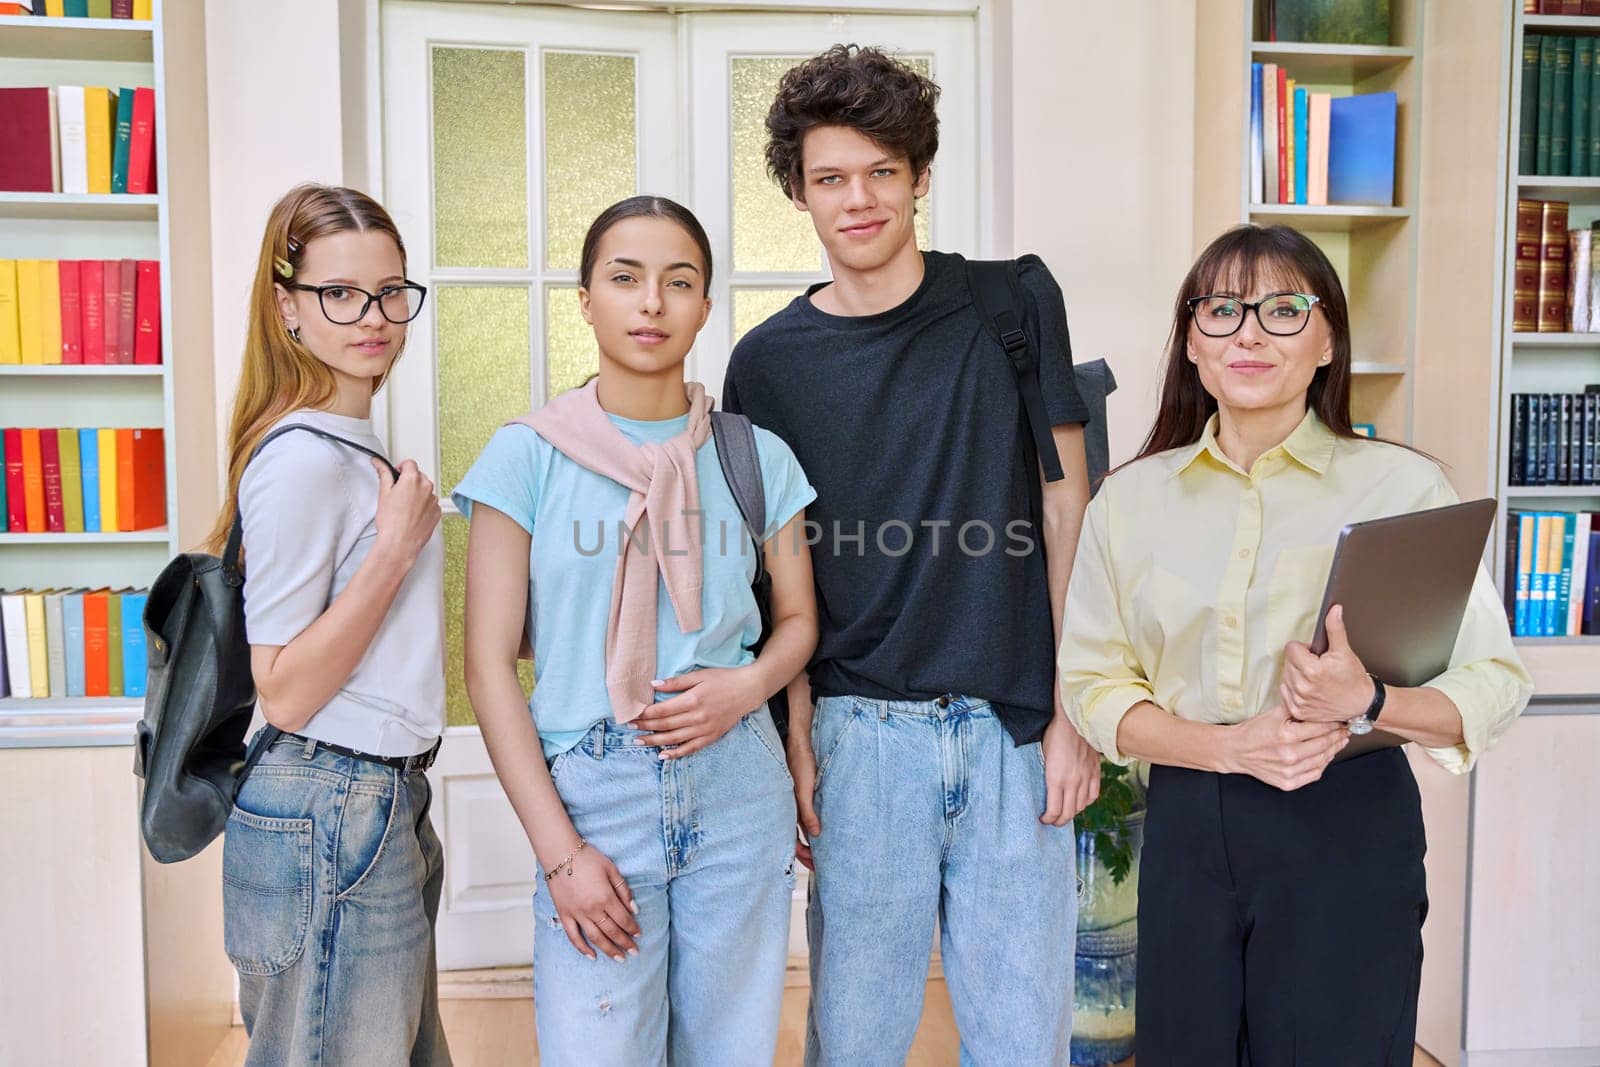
111,88,134,194
1270,0,1389,46
1554,37,1575,176
1522,34,1542,175
1577,39,1594,178
64,0,87,15
107,591,123,697
88,0,110,15
1590,55,1600,176
57,428,82,533
1539,35,1557,174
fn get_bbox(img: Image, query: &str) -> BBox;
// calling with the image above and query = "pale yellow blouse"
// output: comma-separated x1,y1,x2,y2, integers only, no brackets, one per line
1057,411,1533,774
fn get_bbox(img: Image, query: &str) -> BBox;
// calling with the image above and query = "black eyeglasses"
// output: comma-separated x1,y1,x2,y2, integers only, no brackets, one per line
285,282,429,325
1186,292,1321,337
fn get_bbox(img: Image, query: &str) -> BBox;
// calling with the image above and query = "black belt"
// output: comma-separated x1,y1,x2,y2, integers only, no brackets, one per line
275,731,441,774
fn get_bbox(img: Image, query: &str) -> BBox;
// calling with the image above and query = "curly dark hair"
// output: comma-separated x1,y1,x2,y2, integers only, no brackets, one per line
764,44,941,201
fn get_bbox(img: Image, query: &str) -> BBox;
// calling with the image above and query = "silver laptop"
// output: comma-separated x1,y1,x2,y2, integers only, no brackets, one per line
1306,498,1497,762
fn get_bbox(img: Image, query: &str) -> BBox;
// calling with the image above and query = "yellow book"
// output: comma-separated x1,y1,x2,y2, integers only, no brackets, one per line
45,0,65,15
84,87,114,195
57,428,84,533
98,428,119,533
133,0,152,19
0,260,18,365
16,259,44,365
25,593,49,699
38,259,61,366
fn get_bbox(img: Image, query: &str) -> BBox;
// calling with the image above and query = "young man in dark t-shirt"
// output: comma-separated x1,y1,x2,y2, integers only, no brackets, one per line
721,45,1100,1066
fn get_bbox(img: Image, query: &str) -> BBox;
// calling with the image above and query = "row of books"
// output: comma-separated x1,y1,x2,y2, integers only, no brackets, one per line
1512,199,1589,332
1250,71,1396,208
2,427,165,534
1506,511,1600,637
1526,1,1600,13
0,589,149,700
0,259,161,365
1518,35,1600,178
1509,391,1600,486
0,86,157,195
1,1,152,16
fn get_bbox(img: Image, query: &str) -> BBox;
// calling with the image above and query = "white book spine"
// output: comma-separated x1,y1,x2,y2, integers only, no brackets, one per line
1,593,30,699
57,85,88,197
1569,230,1592,333
1571,513,1593,636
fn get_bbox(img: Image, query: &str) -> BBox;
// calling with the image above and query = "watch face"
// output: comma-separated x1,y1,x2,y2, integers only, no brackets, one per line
1347,717,1375,736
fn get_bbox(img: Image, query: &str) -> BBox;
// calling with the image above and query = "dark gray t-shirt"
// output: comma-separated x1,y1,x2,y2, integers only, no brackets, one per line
722,251,1089,744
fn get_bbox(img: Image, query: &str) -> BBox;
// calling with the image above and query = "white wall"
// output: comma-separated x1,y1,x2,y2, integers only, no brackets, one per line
1008,0,1198,466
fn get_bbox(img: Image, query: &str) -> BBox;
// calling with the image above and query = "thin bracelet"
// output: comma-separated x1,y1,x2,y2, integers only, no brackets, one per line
544,838,588,882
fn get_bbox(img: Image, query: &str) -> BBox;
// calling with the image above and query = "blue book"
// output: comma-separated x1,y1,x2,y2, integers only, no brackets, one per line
1250,64,1264,205
1294,87,1310,206
79,428,101,532
1555,513,1577,637
121,592,148,698
1585,530,1600,635
1515,511,1536,637
1328,91,1398,207
111,88,135,195
63,592,85,697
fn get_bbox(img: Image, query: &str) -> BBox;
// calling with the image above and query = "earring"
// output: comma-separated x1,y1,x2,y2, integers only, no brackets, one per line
288,325,301,342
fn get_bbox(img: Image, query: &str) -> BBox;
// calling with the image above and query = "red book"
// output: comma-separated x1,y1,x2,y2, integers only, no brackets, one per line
102,261,119,363
128,428,164,529
1584,1,1600,13
58,260,82,364
116,428,135,529
84,591,109,697
1277,67,1289,205
117,259,136,363
133,260,160,364
80,260,105,364
127,88,156,195
3,428,24,533
40,428,64,533
20,427,44,533
111,0,133,15
0,88,57,193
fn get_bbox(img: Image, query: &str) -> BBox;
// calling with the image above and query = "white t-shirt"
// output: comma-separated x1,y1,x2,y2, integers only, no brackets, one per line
239,408,445,756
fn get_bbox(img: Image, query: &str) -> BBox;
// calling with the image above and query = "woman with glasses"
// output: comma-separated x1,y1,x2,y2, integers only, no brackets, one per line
1057,225,1531,1065
205,184,451,1065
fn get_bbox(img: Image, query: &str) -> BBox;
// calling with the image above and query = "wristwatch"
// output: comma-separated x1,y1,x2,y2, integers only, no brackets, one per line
1347,675,1387,736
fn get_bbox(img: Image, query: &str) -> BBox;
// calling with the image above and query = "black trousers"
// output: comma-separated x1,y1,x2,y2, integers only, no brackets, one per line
1135,747,1429,1066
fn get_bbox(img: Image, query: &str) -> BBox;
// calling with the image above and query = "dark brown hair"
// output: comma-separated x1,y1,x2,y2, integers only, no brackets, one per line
579,195,714,293
764,44,941,201
1133,224,1363,462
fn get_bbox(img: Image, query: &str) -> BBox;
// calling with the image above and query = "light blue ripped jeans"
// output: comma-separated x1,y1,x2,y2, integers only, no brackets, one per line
804,694,1078,1067
532,707,797,1066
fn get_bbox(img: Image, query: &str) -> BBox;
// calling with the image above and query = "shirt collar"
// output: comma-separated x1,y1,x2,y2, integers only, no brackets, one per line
1171,409,1335,480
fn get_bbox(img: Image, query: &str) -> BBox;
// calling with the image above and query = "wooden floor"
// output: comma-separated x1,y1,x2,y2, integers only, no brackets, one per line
207,978,1444,1066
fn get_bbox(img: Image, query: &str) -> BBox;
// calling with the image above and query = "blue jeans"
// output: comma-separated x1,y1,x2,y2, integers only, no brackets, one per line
804,695,1077,1067
222,733,451,1066
532,708,796,1066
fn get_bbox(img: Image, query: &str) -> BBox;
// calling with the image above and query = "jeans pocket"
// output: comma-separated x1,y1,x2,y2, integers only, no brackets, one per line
811,699,861,791
222,807,314,976
742,709,792,780
335,780,401,902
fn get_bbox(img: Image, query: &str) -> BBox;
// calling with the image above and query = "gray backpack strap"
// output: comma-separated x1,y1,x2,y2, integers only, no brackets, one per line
710,411,767,580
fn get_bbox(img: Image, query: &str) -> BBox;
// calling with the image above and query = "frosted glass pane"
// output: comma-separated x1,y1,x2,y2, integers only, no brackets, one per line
731,55,934,274
432,47,528,269
436,285,532,492
545,52,637,271
734,288,804,343
546,287,598,399
444,515,535,728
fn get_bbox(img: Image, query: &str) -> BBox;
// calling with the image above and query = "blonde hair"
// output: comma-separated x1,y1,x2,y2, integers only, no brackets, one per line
204,183,409,553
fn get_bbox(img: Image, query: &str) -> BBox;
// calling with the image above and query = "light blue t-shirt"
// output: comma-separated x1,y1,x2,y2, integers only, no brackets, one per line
452,412,817,758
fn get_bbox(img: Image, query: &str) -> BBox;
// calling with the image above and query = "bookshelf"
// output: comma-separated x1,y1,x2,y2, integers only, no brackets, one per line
1496,3,1600,673
0,9,177,720
1197,0,1426,444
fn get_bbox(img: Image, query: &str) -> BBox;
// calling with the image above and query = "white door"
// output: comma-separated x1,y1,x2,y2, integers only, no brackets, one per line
381,0,978,970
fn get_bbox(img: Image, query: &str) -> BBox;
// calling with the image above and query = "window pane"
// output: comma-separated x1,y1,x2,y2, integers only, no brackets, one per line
731,57,824,274
546,286,598,399
545,52,637,271
733,287,804,343
432,47,529,269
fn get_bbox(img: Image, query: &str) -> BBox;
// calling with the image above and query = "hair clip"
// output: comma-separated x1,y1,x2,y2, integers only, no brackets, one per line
286,234,303,255
273,255,294,279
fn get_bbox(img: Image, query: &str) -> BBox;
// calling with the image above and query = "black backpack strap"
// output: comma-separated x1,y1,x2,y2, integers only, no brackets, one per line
964,258,1066,483
221,424,402,587
234,724,285,799
710,411,768,584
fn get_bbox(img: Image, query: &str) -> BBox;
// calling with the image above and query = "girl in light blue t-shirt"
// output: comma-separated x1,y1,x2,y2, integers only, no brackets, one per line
454,196,817,1065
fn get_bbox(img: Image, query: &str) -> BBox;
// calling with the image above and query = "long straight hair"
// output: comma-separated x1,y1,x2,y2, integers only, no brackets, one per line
579,195,714,292
1133,224,1362,463
204,184,409,553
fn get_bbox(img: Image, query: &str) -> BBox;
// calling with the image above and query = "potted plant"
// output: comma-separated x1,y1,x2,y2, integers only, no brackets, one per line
1071,760,1146,1067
